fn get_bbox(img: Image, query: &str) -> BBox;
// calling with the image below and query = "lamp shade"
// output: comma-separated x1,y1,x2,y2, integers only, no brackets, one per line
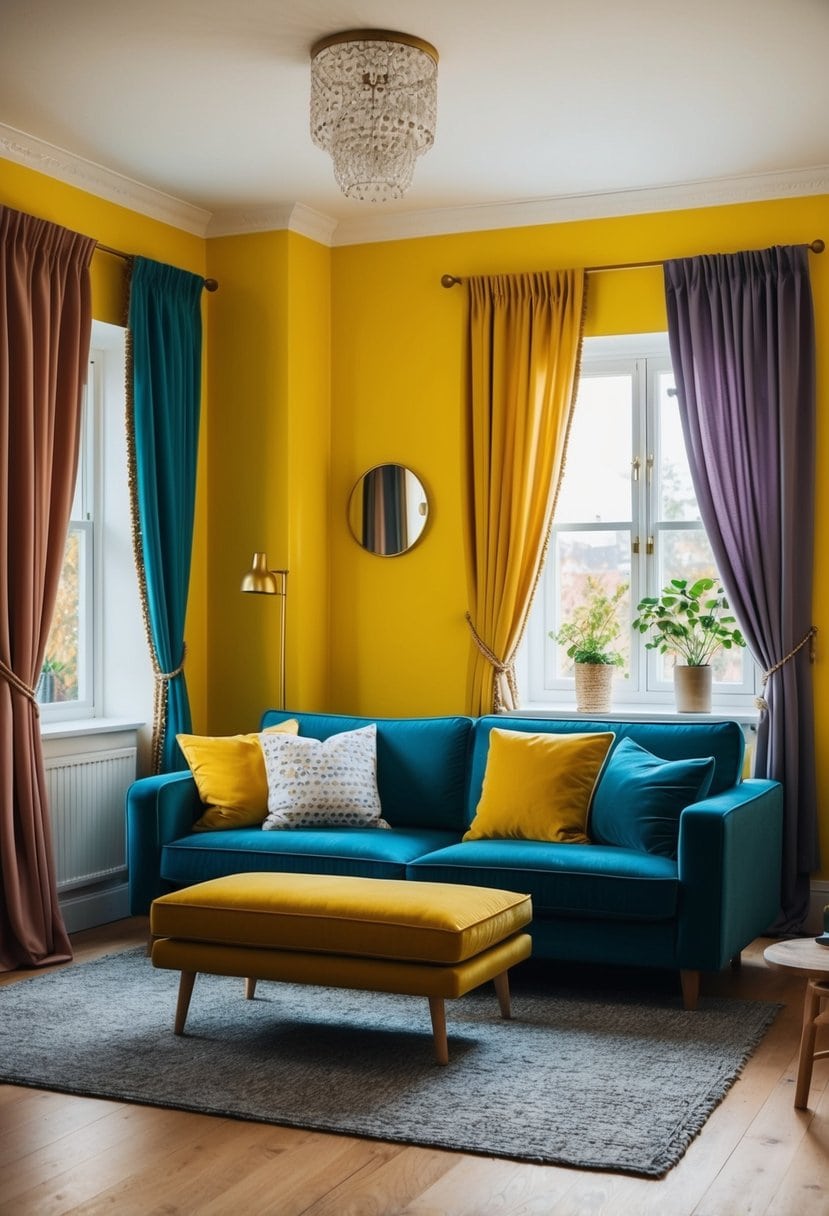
241,552,280,595
240,554,288,709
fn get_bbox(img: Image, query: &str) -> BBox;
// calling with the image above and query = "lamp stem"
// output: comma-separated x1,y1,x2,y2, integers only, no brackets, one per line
278,571,287,710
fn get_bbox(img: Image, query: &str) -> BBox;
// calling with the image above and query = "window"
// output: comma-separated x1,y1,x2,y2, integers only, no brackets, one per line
522,333,755,708
38,320,153,729
37,358,98,719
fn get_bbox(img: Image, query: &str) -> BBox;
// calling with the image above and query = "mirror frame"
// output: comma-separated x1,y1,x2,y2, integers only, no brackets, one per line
347,463,429,557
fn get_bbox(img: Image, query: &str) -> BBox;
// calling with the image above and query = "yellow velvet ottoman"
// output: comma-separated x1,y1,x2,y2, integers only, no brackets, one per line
150,872,533,1064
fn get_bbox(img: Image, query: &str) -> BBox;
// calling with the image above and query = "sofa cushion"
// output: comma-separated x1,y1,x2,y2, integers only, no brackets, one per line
161,826,462,887
178,721,299,831
463,728,614,844
407,840,678,921
261,711,473,831
465,716,744,824
261,725,388,830
590,737,716,858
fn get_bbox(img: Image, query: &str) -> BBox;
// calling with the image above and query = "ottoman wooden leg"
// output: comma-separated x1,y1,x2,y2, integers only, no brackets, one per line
174,971,197,1035
429,996,449,1066
494,970,512,1019
245,978,257,1000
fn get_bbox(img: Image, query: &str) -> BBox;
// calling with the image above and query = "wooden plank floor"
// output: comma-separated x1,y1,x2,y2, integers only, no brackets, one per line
1,920,827,1215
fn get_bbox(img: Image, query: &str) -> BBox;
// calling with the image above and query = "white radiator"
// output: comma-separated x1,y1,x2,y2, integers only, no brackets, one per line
45,747,136,891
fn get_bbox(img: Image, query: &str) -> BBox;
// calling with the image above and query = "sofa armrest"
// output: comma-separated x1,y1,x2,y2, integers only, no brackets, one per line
126,772,203,915
676,779,783,970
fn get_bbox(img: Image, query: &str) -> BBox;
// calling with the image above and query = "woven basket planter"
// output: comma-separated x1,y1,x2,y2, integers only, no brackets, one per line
573,663,615,713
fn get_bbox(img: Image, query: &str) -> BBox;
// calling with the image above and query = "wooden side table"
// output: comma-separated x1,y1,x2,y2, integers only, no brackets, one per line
764,937,829,1109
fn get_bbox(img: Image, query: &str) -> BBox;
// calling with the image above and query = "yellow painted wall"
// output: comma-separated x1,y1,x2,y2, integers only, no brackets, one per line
329,195,829,871
1,163,332,739
283,234,332,713
205,230,330,733
0,160,210,730
4,157,828,875
327,217,688,718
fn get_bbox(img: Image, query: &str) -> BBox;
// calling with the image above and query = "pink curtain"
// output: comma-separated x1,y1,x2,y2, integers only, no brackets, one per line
0,206,95,970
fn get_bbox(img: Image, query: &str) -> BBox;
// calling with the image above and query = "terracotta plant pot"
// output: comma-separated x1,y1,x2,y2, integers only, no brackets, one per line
574,663,615,713
673,664,712,713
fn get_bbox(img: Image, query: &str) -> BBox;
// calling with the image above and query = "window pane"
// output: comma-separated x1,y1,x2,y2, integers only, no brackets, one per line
657,372,699,523
555,374,632,523
38,527,86,706
659,527,716,584
553,529,631,677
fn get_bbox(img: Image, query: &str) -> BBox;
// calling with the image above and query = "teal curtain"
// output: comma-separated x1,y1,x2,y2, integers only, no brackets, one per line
128,257,204,773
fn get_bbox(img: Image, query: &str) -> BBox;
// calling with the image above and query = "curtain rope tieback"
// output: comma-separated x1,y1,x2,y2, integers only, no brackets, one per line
0,659,40,717
754,626,817,712
150,644,187,774
465,613,518,712
465,613,510,673
153,644,187,683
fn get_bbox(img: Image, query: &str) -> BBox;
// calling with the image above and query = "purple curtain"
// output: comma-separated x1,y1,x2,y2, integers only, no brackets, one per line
664,244,818,932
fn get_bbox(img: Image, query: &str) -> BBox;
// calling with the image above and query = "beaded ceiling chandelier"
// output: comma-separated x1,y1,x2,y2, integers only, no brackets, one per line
310,29,439,203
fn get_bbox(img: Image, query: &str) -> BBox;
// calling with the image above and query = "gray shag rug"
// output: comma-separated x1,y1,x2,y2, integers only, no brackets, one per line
0,948,778,1177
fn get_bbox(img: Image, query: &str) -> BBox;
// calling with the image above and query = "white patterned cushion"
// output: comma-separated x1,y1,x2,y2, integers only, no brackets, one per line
260,724,388,830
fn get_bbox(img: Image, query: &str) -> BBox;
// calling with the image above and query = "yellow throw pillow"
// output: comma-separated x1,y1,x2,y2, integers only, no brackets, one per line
178,721,299,831
463,728,615,844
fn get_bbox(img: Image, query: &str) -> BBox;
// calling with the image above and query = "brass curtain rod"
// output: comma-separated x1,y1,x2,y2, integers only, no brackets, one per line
96,242,219,292
439,238,826,288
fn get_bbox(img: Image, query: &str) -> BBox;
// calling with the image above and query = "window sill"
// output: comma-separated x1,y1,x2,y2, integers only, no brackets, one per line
510,703,760,727
40,716,144,741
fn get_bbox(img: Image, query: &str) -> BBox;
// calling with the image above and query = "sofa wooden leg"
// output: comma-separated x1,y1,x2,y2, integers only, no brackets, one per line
494,970,512,1019
245,977,257,1000
174,970,196,1035
429,996,449,1065
680,969,700,1010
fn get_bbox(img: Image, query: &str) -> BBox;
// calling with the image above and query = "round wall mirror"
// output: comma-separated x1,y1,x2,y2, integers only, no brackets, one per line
347,464,429,556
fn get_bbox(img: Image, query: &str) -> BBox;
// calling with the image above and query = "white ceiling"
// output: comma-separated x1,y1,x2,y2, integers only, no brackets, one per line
2,0,829,242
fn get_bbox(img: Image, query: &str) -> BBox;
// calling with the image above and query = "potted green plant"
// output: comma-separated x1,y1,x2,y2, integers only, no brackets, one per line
550,578,628,712
632,577,746,711
36,655,67,704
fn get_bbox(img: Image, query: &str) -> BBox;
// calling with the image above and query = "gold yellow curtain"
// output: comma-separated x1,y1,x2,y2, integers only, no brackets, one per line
464,269,587,714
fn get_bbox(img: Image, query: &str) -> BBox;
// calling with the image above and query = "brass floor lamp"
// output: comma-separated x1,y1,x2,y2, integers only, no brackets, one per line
241,552,288,710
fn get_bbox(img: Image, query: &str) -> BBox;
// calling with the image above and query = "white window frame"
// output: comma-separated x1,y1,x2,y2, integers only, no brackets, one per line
520,333,758,713
40,320,154,738
38,357,100,723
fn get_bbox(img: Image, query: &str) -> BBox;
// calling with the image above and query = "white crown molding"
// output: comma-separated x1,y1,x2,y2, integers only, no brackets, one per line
330,165,829,247
0,124,211,237
3,120,827,250
207,202,338,245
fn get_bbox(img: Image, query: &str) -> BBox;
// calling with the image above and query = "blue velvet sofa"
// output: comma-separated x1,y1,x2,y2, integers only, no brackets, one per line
126,710,783,1007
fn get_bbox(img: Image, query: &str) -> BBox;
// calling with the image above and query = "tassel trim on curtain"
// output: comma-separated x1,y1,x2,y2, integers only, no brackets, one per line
123,263,187,774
